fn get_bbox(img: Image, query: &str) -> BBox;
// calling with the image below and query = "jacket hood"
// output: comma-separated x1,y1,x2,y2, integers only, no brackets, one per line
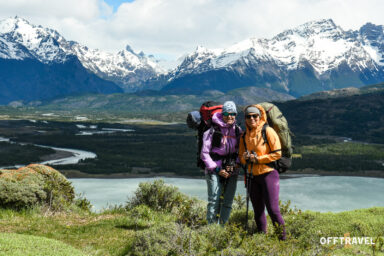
244,104,267,133
212,112,236,128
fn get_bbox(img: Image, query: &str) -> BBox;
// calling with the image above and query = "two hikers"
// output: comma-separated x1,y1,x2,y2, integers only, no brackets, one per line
196,101,286,240
239,104,286,240
200,101,241,224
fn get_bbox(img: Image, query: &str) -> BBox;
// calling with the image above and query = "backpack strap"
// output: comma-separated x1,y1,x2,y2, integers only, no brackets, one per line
261,125,276,170
209,123,219,135
261,124,281,154
234,124,240,149
241,131,249,174
210,124,223,148
261,123,269,145
242,131,247,152
235,124,240,138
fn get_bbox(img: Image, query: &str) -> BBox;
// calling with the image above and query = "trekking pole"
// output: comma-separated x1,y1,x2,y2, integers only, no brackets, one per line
244,160,253,232
244,163,250,232
244,151,256,233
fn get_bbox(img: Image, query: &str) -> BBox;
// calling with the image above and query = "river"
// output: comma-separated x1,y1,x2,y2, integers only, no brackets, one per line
69,176,384,213
0,136,97,168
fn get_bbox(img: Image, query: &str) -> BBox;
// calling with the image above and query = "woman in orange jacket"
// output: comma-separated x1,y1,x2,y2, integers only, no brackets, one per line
239,104,286,240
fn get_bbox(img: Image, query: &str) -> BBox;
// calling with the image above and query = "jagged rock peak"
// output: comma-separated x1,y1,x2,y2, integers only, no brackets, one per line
360,22,384,37
274,19,343,40
0,16,63,41
125,45,135,54
0,16,30,33
195,45,209,52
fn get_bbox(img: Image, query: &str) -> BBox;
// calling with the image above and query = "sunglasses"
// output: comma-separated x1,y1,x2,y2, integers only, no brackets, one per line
223,112,237,117
246,114,259,119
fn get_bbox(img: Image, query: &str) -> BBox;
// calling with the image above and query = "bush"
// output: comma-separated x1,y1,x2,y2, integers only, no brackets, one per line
74,193,92,212
126,179,185,212
197,223,246,253
127,205,155,229
129,222,248,255
128,223,192,256
0,164,76,211
126,179,206,226
173,196,206,227
0,175,46,209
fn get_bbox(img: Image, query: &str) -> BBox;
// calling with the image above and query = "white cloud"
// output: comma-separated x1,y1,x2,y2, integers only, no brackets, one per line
0,0,384,60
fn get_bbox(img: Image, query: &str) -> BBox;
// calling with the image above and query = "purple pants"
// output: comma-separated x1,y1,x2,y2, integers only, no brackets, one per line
249,170,286,240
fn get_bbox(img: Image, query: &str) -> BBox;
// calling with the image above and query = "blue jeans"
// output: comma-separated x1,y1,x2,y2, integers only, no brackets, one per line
205,173,238,224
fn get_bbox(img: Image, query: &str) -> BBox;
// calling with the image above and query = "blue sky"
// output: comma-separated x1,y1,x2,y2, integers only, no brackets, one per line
104,0,135,12
1,0,384,61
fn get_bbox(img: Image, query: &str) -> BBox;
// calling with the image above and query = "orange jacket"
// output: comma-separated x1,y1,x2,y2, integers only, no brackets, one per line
239,104,282,176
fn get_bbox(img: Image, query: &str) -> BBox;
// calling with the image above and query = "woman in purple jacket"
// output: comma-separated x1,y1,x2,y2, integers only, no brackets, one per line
200,101,241,224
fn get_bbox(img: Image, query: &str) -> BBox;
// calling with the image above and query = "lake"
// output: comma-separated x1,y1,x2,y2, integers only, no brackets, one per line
70,175,384,213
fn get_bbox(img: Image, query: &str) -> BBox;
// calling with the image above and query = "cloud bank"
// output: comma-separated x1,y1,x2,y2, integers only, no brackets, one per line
0,0,383,59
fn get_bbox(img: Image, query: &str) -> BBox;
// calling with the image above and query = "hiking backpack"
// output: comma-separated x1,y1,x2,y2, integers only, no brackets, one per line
187,101,242,170
243,102,293,173
187,101,223,169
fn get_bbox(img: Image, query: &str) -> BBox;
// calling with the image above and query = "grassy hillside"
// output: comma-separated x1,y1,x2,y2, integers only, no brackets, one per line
0,180,383,256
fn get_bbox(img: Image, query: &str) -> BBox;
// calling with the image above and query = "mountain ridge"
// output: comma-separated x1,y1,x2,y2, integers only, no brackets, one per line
0,17,163,92
2,17,384,102
158,19,384,96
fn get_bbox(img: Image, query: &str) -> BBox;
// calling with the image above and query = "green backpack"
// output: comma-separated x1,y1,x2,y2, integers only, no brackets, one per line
259,102,293,155
243,102,293,173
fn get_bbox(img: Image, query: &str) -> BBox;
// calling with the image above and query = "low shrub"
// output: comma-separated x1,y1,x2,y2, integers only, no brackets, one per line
74,193,92,212
128,222,192,256
126,180,185,212
197,223,246,252
0,164,76,211
126,205,155,229
0,175,46,209
228,208,254,231
173,197,207,227
126,179,207,226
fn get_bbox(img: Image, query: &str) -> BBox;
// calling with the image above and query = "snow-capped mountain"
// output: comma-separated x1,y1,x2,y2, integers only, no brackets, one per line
0,17,69,63
69,44,164,91
161,19,384,96
2,17,384,101
0,17,126,104
0,17,163,92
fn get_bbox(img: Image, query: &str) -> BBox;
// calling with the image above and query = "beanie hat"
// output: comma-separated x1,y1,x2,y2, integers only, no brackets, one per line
222,101,237,114
245,106,261,116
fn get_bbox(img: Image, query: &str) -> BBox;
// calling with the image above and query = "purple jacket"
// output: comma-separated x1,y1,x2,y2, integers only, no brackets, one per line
200,112,242,173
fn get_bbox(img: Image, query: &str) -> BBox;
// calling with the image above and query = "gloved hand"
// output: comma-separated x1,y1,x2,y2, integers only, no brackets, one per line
243,151,250,160
218,169,230,178
225,165,234,174
249,153,258,163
